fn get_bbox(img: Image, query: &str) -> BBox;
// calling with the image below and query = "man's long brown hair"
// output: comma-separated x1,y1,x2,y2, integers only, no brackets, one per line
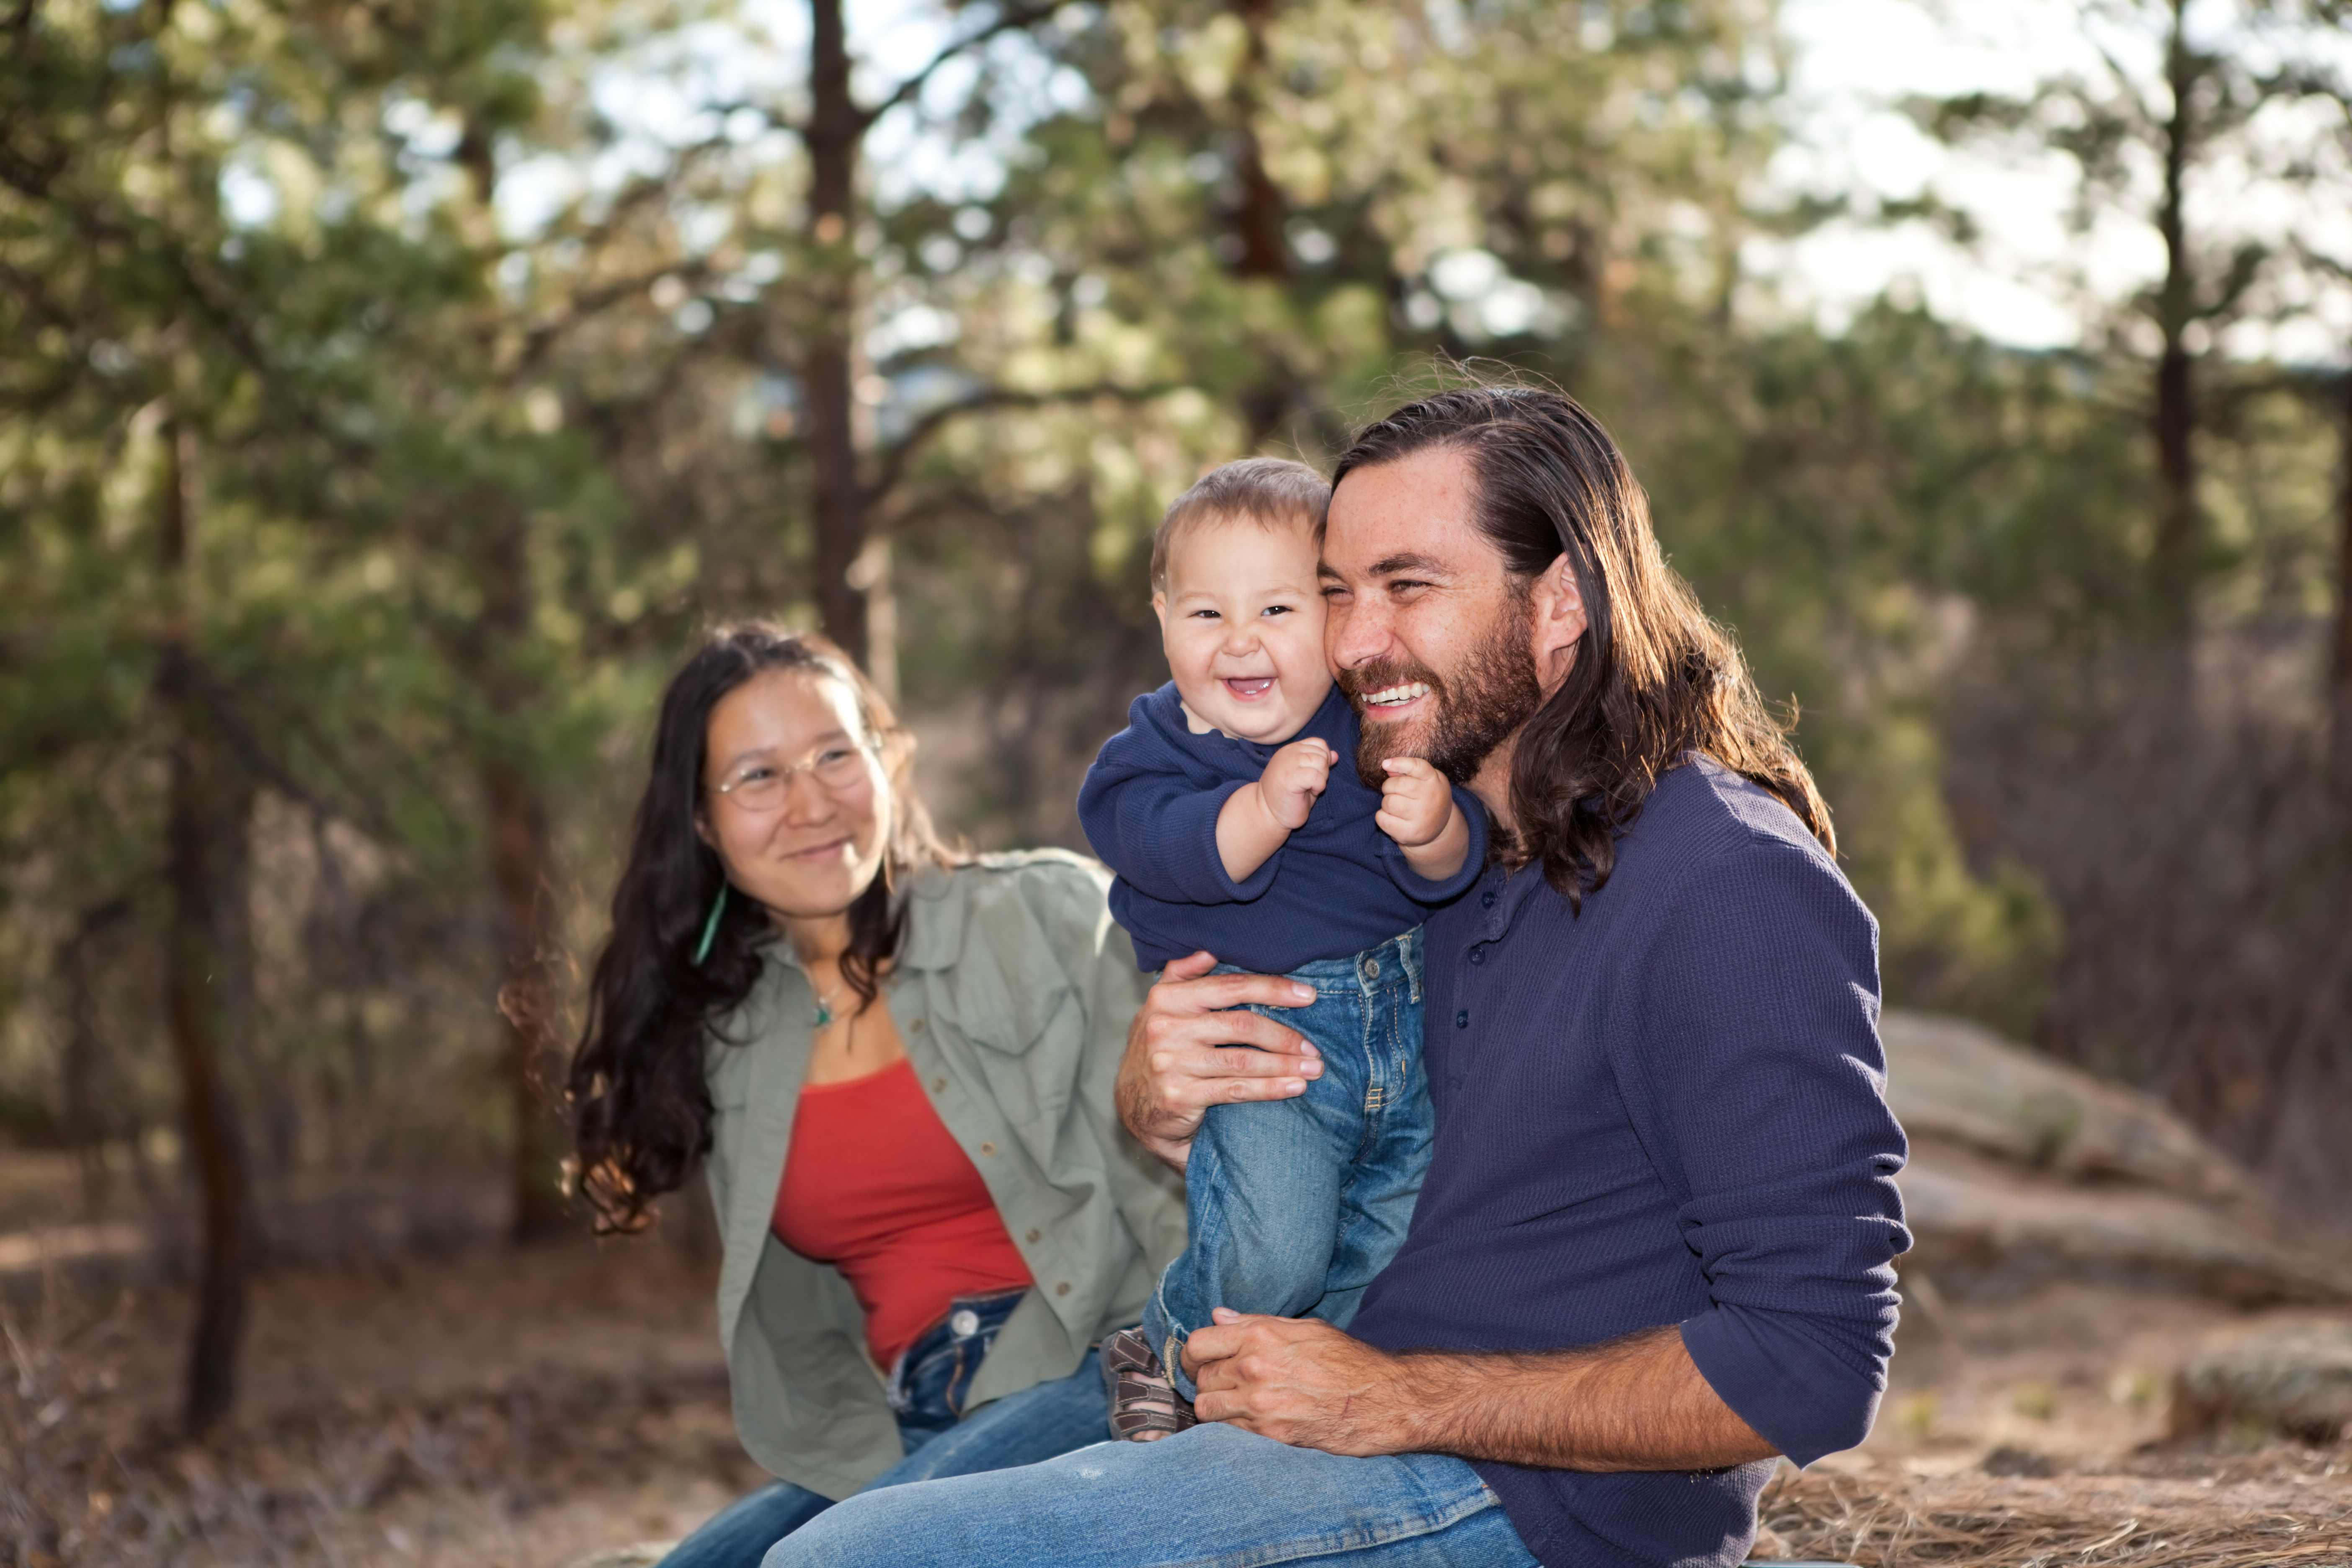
1332,383,1833,904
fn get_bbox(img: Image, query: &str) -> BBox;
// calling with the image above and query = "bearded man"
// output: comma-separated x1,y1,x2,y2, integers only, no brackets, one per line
762,385,1909,1568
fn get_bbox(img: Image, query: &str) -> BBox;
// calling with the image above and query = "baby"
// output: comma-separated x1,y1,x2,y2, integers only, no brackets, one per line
1078,456,1486,1439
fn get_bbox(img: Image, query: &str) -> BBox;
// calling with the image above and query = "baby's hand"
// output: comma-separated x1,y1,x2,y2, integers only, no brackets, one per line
1256,738,1334,831
1376,757,1453,848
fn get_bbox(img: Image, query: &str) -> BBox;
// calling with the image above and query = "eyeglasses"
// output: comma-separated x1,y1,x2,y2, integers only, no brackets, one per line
707,740,875,812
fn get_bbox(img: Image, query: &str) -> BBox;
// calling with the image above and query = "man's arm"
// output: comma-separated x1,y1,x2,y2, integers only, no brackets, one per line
1183,1312,1779,1471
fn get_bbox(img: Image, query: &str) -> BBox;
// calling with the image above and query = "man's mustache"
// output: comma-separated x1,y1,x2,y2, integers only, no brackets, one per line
1336,661,1448,707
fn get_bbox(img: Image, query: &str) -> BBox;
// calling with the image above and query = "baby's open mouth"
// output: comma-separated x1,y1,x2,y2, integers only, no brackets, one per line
1222,678,1276,700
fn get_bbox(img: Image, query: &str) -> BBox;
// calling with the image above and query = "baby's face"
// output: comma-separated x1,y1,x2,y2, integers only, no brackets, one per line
1153,516,1332,744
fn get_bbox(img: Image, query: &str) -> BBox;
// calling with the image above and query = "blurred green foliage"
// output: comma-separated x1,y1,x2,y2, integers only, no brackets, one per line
0,0,2345,1247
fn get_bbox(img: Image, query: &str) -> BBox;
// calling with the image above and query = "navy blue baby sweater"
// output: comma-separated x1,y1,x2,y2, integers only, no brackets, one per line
1077,683,1488,973
1349,758,1910,1568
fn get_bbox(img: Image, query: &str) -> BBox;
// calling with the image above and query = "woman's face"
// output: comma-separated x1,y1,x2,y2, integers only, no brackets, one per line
697,668,893,925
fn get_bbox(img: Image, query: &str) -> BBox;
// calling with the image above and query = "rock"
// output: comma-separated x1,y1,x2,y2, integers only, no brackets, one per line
1980,1444,2055,1476
1879,1011,2352,1305
2167,1318,2352,1444
1879,1012,2252,1204
1896,1143,2352,1304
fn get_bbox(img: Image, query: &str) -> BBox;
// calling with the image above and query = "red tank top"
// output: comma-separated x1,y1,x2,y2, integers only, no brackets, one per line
772,1057,1034,1368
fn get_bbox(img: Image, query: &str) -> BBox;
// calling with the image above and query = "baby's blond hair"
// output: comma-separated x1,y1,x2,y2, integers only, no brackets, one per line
1148,457,1331,594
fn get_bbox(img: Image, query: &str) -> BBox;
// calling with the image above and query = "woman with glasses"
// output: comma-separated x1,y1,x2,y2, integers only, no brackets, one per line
568,624,1185,1568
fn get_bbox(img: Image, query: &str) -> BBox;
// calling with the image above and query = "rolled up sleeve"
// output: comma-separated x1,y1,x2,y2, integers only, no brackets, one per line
1630,839,1910,1466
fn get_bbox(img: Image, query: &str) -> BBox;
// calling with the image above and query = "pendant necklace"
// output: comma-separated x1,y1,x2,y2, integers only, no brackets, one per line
812,984,846,1029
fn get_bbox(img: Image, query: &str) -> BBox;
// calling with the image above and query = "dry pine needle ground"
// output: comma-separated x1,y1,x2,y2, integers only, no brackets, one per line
1758,1457,2352,1568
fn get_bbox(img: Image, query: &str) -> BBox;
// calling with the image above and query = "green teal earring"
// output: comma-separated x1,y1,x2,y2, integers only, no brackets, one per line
692,883,730,967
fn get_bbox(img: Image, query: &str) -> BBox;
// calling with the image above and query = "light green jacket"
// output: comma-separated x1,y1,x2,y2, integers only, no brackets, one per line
702,850,1186,1499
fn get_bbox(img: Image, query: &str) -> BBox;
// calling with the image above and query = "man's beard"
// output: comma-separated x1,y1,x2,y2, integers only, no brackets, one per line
1338,596,1544,788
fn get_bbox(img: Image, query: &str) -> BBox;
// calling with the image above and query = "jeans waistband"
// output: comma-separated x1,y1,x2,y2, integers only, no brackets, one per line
1260,928,1423,996
885,1285,1027,1409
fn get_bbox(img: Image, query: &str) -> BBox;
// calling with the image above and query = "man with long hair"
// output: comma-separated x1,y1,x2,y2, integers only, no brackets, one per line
766,383,1909,1568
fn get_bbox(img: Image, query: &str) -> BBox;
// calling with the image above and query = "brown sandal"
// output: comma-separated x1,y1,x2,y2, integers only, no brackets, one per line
1101,1327,1197,1441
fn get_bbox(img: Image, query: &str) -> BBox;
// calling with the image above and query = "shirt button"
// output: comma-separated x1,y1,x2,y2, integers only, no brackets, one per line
1054,1281,1071,1296
979,1141,997,1156
950,1308,981,1338
1480,891,1496,908
1470,946,1485,966
1025,1228,1041,1243
1455,1010,1469,1029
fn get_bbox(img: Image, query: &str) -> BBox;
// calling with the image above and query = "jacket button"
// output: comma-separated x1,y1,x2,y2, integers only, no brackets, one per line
1455,1010,1468,1029
1054,1281,1071,1296
909,1017,925,1030
1026,1228,1041,1243
932,1076,948,1093
980,1141,997,1156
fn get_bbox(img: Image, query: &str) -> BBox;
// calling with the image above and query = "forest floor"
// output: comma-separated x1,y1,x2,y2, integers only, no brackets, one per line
3,1209,2349,1567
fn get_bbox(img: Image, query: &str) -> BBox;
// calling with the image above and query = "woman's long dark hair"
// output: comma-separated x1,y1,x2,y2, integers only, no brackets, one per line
1333,382,1834,905
567,624,957,1234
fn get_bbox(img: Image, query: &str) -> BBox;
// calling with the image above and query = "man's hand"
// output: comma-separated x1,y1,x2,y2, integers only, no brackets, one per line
1184,1310,1418,1456
1181,1308,1783,1473
1258,737,1335,830
1114,953,1320,1172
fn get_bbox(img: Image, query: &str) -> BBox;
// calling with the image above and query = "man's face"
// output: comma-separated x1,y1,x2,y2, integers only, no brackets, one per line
1320,447,1546,792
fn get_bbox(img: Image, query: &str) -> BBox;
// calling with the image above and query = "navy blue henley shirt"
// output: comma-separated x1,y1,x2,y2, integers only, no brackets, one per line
1078,683,1488,973
1348,758,1910,1568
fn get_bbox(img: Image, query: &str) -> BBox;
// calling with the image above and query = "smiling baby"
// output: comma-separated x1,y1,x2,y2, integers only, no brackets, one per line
1077,456,1488,1440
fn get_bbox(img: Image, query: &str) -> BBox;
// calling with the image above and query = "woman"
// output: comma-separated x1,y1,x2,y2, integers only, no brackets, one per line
568,624,1185,1568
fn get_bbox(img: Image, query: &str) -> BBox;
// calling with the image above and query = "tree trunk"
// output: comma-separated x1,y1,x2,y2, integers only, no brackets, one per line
805,0,868,666
2332,365,2352,787
446,115,566,1235
2148,0,2199,651
1230,1,1288,285
156,416,255,1438
475,516,568,1239
1230,0,1292,449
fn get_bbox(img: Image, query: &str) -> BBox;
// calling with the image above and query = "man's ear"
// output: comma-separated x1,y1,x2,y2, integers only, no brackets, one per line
1530,554,1589,685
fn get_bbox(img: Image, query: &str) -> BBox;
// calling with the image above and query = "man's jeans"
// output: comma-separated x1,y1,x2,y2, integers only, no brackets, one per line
660,1289,1105,1568
1142,931,1433,1397
761,1421,1541,1568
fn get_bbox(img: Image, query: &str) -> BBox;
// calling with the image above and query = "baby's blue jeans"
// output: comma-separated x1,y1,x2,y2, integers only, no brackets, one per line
1142,928,1434,1399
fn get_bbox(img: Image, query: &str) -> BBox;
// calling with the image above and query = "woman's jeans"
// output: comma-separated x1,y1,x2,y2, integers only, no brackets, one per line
1141,930,1433,1399
660,1288,1106,1568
